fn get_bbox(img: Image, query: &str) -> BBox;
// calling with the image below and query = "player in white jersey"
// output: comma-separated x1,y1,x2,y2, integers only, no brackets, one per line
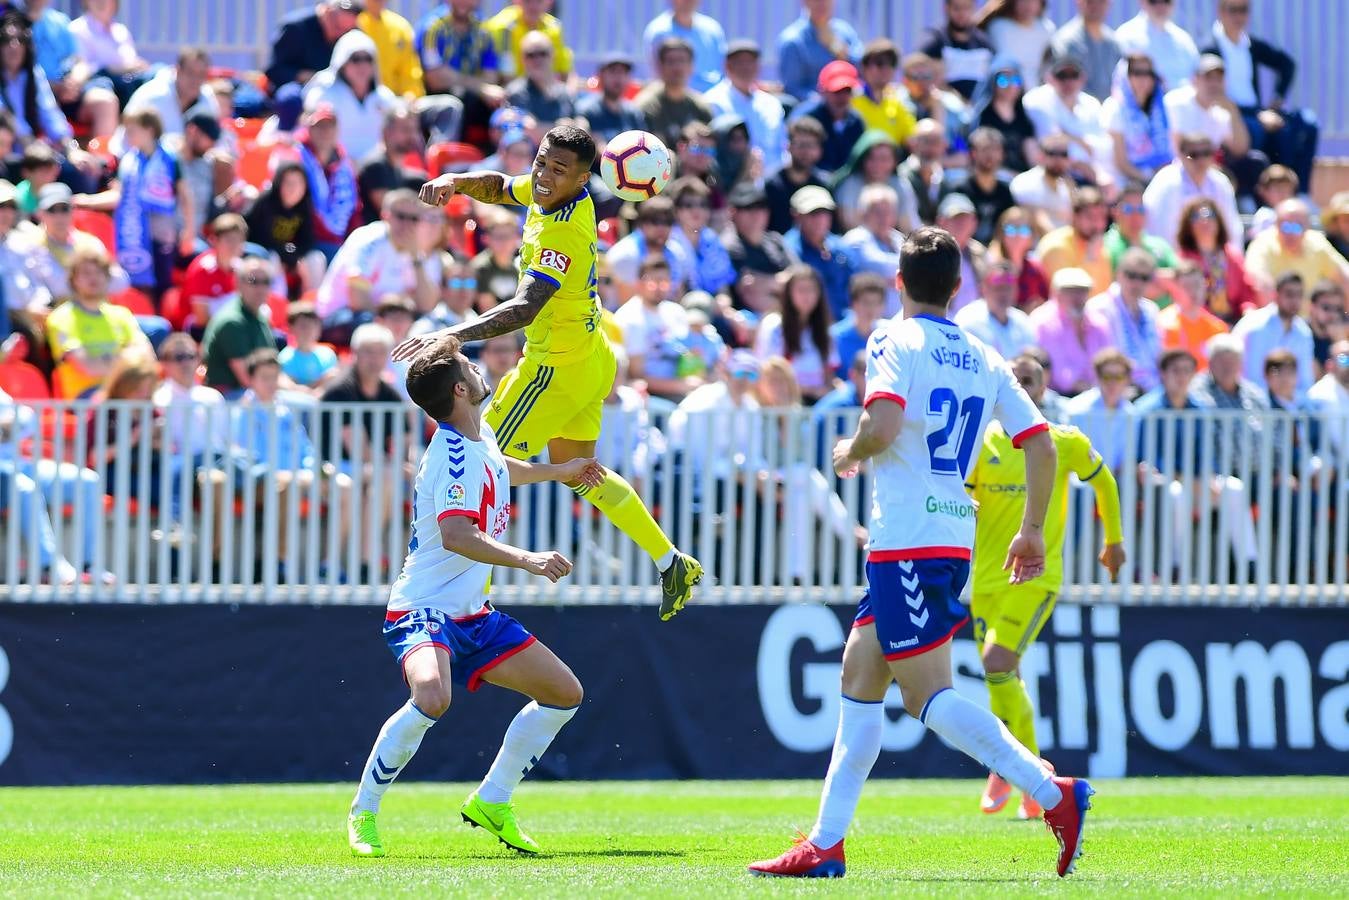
749,228,1096,880
347,335,604,859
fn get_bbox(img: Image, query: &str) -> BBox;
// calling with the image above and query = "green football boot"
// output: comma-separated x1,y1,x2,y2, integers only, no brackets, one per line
348,811,385,858
460,791,541,854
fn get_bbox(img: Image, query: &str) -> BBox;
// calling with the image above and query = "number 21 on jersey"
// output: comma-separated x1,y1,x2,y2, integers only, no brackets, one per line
926,387,985,476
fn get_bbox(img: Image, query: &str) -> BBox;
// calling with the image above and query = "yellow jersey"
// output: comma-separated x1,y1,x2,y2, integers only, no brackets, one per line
967,422,1119,596
505,173,604,365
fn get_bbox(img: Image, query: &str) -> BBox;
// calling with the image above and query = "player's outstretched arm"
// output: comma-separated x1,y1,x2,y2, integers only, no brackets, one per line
1086,462,1126,581
506,456,605,487
1004,429,1056,584
439,515,573,583
392,274,558,360
419,171,513,207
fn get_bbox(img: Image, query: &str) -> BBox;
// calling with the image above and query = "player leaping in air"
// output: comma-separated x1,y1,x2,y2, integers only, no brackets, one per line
348,334,604,858
747,228,1095,880
966,352,1126,819
396,124,702,621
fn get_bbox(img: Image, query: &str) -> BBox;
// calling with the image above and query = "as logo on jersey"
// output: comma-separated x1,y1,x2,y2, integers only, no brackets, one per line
538,248,571,273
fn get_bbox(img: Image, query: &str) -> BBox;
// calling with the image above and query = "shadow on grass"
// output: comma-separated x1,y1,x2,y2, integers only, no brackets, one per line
397,848,687,861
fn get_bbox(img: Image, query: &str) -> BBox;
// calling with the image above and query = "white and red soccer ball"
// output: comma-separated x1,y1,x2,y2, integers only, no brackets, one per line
600,130,673,202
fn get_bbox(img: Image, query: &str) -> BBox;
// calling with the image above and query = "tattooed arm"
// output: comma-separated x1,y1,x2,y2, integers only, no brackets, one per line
419,170,515,207
392,274,557,361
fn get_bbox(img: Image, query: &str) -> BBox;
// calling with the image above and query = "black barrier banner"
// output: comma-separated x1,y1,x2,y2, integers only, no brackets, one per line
0,602,1346,785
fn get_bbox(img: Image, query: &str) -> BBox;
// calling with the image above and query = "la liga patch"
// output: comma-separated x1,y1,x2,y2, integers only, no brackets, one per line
448,483,466,507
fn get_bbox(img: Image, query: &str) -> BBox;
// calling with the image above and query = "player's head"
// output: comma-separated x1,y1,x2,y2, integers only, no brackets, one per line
1011,353,1047,406
897,226,962,312
533,124,595,208
406,335,489,423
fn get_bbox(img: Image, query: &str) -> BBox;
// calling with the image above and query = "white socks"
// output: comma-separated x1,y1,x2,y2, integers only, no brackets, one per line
656,549,676,572
920,687,1062,811
477,701,579,804
808,696,884,850
351,700,438,814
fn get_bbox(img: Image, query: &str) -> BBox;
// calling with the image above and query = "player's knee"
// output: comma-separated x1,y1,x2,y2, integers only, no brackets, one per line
538,674,583,709
410,678,451,719
897,686,929,720
981,644,1020,676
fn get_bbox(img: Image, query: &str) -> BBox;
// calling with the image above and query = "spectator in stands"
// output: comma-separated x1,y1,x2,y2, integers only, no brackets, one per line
1088,247,1164,392
642,0,725,95
297,105,361,258
46,243,153,398
178,113,236,241
1244,200,1349,308
1262,348,1318,521
1022,50,1104,179
828,272,888,379
898,119,949,226
1020,345,1069,422
722,183,794,311
1230,271,1315,392
955,258,1037,360
899,51,970,159
607,195,691,300
989,206,1049,311
667,349,764,481
969,59,1036,175
266,0,361,94
29,183,130,308
1103,52,1173,184
782,185,854,320
636,37,712,151
182,214,247,333
69,0,151,105
0,178,50,316
614,255,698,401
415,251,477,334
118,48,217,156
1010,133,1074,234
201,252,286,397
937,193,987,315
754,264,838,403
245,161,324,296
1163,54,1261,200
1066,347,1136,473
0,113,19,182
1037,185,1112,295
469,206,520,310
839,183,903,317
776,0,862,102
575,52,645,146
485,0,574,82
1324,193,1349,261
373,293,415,393
1050,0,1120,102
847,38,916,150
1307,281,1346,376
704,40,785,167
23,0,119,141
946,127,1015,247
357,0,422,101
1030,266,1112,395
355,105,425,227
1309,339,1349,468
669,176,734,298
1248,165,1298,240
279,302,338,389
1105,180,1177,281
978,0,1055,90
1116,0,1198,90
763,116,827,237
303,30,398,163
674,121,721,207
1175,196,1254,325
478,333,522,390
1158,258,1229,371
710,115,759,210
316,188,438,339
86,353,166,515
417,0,502,143
0,11,86,171
152,331,229,504
504,30,574,132
920,0,995,101
1144,133,1242,255
832,130,916,233
1205,0,1317,189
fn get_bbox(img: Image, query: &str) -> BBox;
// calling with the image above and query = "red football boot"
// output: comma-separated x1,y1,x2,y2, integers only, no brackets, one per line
747,831,846,878
1043,776,1095,876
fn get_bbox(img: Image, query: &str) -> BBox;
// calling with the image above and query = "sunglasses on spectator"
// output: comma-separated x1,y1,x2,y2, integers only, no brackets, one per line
1316,302,1345,314
524,49,552,59
0,201,15,211
1121,270,1154,282
165,353,199,363
1224,4,1250,13
1052,68,1083,81
446,277,475,290
1279,221,1306,236
731,370,761,382
1116,202,1145,215
1185,148,1215,159
1100,370,1130,383
391,211,421,223
46,204,72,214
685,144,715,157
905,70,935,82
240,274,270,285
1003,224,1033,238
1147,0,1172,5
348,54,374,64
1128,68,1156,78
994,73,1022,89
677,200,709,210
1337,352,1349,368
644,217,675,227
1189,207,1217,221
1043,148,1070,158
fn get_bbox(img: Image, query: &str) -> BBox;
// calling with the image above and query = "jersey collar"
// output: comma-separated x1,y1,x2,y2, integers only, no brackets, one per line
537,186,589,217
914,312,957,327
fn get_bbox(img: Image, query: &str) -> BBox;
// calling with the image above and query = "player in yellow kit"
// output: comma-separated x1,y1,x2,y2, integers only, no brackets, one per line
399,125,702,619
965,354,1126,819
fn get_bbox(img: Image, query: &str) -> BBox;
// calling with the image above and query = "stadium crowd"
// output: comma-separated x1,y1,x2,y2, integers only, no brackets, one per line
1,0,1348,586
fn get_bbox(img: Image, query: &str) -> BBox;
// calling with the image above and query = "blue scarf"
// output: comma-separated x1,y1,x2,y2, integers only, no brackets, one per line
1118,85,1172,175
299,142,359,241
114,143,178,284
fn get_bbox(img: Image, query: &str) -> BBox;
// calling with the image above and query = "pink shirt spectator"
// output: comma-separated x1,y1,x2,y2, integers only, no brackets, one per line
69,14,139,72
1028,299,1113,394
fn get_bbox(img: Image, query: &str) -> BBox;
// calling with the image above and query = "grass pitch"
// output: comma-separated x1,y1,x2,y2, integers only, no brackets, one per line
1,778,1346,898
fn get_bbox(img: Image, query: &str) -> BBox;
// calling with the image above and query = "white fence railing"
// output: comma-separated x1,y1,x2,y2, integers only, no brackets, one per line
2,400,1348,606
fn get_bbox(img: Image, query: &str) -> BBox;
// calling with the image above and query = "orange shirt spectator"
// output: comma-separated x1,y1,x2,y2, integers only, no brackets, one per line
1158,260,1230,371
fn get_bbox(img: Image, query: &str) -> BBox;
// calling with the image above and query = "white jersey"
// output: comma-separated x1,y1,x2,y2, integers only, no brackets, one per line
862,314,1045,561
388,422,511,618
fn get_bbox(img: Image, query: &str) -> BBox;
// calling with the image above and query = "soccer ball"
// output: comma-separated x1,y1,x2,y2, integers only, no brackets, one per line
600,130,673,202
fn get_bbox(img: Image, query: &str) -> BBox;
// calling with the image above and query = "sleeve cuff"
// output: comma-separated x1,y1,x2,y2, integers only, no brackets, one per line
438,509,480,523
526,268,561,289
1011,422,1050,449
1081,460,1105,482
863,391,906,410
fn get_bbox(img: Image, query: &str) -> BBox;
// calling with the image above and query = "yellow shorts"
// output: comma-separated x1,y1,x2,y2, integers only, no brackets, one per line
971,584,1057,656
485,343,617,459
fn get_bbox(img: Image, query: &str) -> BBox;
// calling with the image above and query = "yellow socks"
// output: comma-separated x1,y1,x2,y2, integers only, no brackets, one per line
572,469,674,565
984,670,1039,756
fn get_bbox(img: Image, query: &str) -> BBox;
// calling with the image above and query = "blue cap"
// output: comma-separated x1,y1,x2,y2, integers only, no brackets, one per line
273,82,304,132
490,106,526,130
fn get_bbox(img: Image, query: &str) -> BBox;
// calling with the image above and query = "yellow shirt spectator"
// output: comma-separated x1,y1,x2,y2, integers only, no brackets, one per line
358,6,425,99
485,3,574,80
1036,226,1113,296
46,300,147,399
851,85,916,146
1244,228,1349,315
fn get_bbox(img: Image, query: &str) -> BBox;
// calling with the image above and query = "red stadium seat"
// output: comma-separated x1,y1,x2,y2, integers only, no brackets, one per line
73,209,116,255
427,141,484,175
160,287,188,331
232,117,264,143
0,360,51,399
238,142,274,190
110,288,157,317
